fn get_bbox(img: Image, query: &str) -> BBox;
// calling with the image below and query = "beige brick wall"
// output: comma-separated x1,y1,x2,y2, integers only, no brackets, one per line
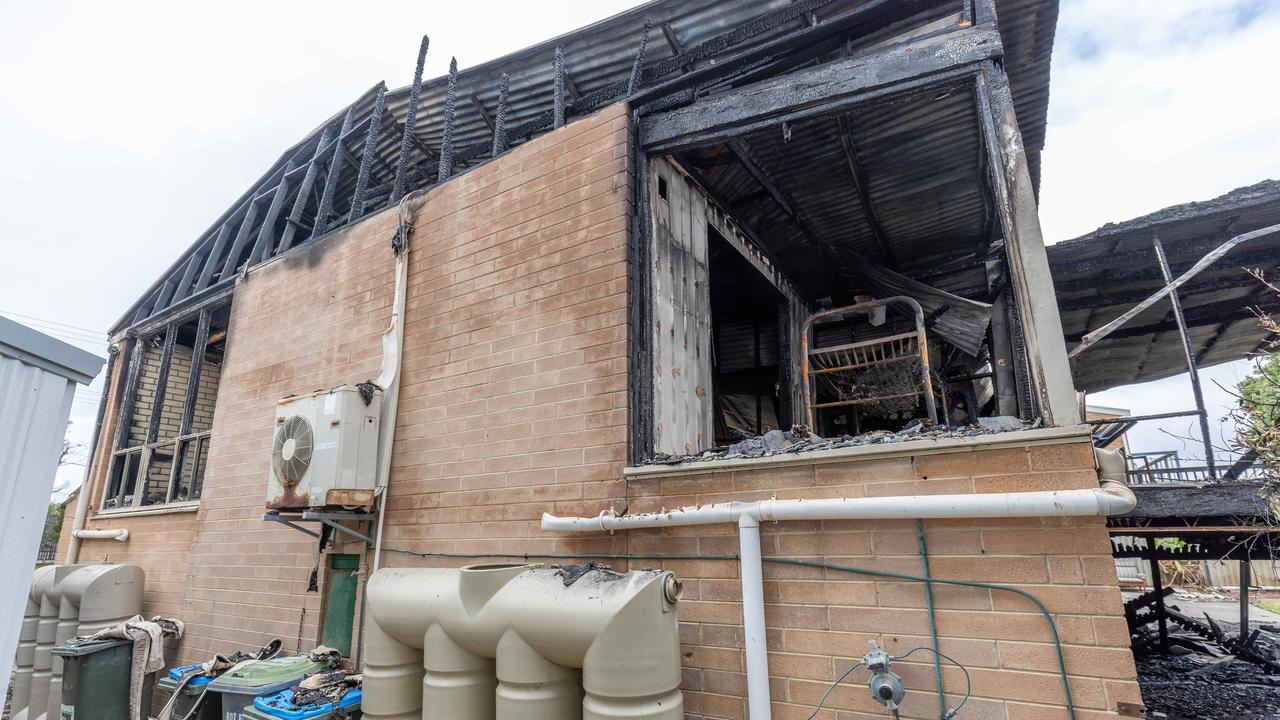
129,342,222,446
619,440,1140,719
65,102,633,662
57,101,1138,718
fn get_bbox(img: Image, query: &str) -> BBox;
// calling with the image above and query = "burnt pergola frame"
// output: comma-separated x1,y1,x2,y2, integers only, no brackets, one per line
626,8,1078,461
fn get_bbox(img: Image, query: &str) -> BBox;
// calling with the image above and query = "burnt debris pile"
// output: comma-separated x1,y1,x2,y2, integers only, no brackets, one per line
1131,588,1280,719
648,417,1033,464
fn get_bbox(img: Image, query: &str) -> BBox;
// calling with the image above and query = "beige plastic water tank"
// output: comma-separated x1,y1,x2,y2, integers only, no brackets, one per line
364,563,683,720
10,564,144,720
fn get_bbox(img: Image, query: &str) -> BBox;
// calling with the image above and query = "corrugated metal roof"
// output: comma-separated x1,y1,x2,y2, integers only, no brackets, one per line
113,0,1060,334
680,73,994,307
1050,179,1280,393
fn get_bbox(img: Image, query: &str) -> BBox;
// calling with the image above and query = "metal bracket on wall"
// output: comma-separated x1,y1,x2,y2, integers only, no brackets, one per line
262,511,377,544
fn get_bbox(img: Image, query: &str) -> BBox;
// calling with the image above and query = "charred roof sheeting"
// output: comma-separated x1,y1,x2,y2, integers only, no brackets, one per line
992,0,1058,195
113,0,1059,335
847,84,988,272
677,76,994,304
1051,180,1280,393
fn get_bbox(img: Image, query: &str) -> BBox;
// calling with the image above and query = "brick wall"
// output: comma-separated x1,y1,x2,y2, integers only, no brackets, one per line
128,342,223,446
58,346,201,619
63,102,633,663
617,438,1140,719
57,100,1139,718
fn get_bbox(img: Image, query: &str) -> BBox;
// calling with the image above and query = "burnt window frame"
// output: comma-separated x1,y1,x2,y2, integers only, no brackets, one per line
628,52,1075,462
99,296,229,512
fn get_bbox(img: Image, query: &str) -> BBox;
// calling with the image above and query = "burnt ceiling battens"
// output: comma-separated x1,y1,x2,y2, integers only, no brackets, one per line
1052,179,1280,393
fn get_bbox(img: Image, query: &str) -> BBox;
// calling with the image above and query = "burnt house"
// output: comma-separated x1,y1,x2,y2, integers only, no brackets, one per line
35,1,1191,718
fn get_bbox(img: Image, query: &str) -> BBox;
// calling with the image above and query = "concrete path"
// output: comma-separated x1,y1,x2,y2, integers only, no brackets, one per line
1170,596,1280,632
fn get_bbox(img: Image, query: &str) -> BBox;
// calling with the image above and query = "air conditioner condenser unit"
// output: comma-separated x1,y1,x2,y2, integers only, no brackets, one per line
266,385,381,511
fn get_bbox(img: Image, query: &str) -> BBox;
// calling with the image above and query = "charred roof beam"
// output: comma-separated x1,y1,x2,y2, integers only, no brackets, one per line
642,23,1002,152
836,114,895,267
1063,292,1278,343
724,138,847,287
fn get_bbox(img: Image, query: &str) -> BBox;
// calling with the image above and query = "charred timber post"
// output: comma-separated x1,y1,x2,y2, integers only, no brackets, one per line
986,264,1020,418
976,61,1078,425
391,35,429,205
626,18,652,96
279,125,334,252
491,74,510,157
348,89,387,224
179,308,212,437
438,57,458,180
112,335,147,454
315,104,357,233
553,46,566,129
1241,561,1251,638
1150,555,1170,654
1152,234,1216,479
144,323,178,447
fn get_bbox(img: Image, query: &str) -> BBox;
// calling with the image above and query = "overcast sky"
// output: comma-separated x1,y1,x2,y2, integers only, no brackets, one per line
1,0,1277,497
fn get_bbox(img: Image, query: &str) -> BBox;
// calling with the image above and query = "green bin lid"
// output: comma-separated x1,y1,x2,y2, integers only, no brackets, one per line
210,656,326,689
51,637,132,657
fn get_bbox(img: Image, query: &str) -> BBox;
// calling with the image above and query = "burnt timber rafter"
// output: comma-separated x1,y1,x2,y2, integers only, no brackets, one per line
1063,292,1278,343
1069,223,1280,358
836,114,895,266
469,91,495,132
641,24,1002,151
278,125,334,253
631,0,922,109
250,159,297,265
724,139,848,286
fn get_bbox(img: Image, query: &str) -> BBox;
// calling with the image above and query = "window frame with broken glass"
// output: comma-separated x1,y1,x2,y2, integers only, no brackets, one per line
99,300,230,511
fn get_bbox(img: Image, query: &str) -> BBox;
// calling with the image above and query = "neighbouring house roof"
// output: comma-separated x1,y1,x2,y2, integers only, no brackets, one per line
1050,180,1280,393
112,0,1060,336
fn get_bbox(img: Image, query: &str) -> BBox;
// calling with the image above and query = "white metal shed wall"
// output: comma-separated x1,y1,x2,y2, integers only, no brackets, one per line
0,318,103,694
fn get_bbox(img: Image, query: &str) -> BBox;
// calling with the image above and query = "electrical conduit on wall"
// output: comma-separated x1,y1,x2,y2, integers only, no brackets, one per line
541,481,1137,720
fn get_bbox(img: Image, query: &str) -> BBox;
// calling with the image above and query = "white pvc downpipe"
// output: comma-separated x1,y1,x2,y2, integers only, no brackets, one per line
71,528,128,542
541,482,1137,720
736,515,770,720
370,195,417,574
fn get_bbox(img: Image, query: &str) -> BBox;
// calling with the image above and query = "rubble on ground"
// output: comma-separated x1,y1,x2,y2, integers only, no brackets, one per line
646,417,1035,465
1131,588,1280,718
1139,653,1280,719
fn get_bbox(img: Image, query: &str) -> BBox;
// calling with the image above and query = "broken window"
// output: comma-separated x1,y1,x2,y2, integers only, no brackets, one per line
638,66,1049,460
101,303,228,510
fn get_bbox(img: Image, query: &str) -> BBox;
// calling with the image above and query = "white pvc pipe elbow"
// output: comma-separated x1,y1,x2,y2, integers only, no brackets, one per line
71,528,129,542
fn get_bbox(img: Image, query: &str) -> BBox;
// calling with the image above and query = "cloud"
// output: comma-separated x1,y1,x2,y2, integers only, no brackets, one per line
1042,0,1280,459
1040,0,1280,242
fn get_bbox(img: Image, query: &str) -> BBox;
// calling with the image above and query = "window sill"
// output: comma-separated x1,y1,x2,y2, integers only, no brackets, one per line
95,501,200,519
624,424,1093,479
